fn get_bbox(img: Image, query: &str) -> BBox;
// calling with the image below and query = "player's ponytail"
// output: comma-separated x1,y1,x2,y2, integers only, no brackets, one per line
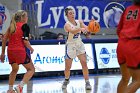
9,14,16,34
9,10,27,34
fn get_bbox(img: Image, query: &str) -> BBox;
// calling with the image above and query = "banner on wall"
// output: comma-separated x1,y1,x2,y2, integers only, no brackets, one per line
22,0,132,28
0,44,95,75
95,43,119,69
0,3,10,33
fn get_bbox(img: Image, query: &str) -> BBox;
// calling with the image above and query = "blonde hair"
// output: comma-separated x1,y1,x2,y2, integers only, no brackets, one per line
9,10,27,34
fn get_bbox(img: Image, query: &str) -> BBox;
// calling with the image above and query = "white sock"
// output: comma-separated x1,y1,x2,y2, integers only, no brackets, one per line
9,85,13,90
19,81,25,87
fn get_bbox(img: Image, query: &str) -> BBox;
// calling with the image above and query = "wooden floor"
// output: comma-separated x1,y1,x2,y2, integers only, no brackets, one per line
0,74,140,93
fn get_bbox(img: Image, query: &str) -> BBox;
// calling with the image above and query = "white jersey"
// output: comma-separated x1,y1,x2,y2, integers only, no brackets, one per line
64,20,86,59
65,20,82,43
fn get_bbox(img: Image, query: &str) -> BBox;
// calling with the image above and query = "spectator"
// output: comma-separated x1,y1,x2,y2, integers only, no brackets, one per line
40,31,57,40
57,33,65,40
29,34,34,40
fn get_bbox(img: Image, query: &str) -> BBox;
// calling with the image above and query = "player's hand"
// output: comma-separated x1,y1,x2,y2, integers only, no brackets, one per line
81,28,87,34
0,53,5,63
30,48,34,54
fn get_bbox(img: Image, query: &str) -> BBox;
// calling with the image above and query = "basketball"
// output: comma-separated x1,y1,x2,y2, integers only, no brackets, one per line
88,20,100,33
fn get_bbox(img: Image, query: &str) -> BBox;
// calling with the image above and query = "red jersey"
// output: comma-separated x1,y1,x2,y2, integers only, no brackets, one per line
117,5,140,39
8,22,25,51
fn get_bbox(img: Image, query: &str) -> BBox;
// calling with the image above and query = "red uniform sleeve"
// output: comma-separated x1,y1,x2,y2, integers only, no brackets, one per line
117,10,125,37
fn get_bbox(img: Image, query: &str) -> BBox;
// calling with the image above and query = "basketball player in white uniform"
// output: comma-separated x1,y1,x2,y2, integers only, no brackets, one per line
62,7,91,90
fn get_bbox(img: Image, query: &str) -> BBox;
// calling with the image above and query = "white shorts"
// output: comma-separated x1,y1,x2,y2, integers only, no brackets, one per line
65,41,86,59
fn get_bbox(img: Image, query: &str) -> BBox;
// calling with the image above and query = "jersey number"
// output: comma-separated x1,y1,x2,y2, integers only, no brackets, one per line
73,33,80,39
126,9,139,20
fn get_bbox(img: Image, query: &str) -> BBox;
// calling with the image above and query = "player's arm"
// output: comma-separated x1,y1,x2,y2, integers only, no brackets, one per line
117,10,125,37
22,24,34,54
79,19,89,34
1,28,10,62
79,20,89,31
64,23,81,34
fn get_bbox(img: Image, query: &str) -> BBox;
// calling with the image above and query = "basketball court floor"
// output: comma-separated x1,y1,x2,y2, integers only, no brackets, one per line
0,74,140,93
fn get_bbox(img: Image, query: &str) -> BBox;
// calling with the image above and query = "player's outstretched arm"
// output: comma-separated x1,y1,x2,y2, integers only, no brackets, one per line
64,23,81,34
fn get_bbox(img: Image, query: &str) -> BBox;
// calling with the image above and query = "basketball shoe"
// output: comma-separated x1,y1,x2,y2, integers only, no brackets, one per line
14,85,23,93
7,90,16,93
85,81,92,90
62,80,70,89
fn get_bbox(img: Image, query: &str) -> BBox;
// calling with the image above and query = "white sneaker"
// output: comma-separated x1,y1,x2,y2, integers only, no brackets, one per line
85,82,92,90
62,80,70,89
7,90,16,93
14,85,23,93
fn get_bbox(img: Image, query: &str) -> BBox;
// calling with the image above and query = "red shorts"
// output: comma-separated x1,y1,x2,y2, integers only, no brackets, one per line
117,39,140,68
7,50,31,64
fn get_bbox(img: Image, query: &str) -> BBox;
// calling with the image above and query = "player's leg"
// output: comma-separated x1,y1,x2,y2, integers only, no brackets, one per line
117,63,130,93
62,59,73,89
7,63,19,93
117,39,131,93
15,61,35,93
125,68,140,93
22,61,35,84
78,53,89,80
7,50,19,93
124,40,140,92
62,43,75,89
14,53,35,93
77,53,91,90
64,59,73,80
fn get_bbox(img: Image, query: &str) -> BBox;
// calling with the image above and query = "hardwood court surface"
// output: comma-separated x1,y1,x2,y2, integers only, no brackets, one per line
0,74,140,93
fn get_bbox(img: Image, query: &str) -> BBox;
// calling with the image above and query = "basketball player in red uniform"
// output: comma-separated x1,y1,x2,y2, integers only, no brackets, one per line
0,10,35,93
117,0,140,93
